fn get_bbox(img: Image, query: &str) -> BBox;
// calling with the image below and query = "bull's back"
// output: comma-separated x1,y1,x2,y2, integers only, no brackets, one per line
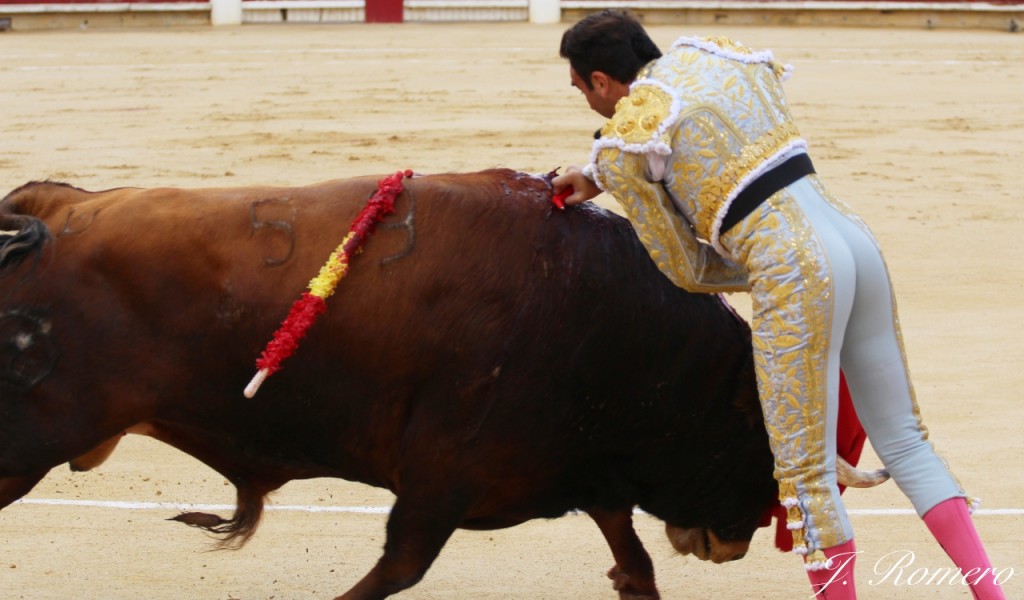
0,172,563,474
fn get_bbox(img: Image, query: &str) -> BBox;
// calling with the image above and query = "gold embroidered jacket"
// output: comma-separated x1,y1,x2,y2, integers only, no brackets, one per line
585,36,806,294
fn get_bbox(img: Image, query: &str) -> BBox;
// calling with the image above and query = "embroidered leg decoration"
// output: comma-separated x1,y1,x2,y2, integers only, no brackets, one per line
738,190,854,565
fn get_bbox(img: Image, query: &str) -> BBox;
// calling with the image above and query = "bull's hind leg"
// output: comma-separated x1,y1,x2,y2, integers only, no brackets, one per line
586,508,660,600
336,489,474,600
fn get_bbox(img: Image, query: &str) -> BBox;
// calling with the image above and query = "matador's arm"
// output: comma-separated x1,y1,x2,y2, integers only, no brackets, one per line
592,147,750,294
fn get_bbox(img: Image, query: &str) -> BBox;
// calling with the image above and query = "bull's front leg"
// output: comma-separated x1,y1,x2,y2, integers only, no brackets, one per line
0,433,137,509
0,469,48,510
586,507,660,600
335,488,475,600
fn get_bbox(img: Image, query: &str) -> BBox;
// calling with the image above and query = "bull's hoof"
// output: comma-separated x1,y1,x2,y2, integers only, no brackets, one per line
606,566,660,600
617,591,660,600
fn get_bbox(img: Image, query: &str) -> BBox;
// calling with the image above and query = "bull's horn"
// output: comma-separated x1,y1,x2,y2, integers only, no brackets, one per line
837,456,890,488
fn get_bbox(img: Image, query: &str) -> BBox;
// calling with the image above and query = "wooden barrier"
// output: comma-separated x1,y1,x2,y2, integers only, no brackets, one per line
0,0,1020,30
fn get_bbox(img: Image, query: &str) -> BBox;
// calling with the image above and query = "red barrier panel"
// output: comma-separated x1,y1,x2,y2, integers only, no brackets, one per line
365,0,401,22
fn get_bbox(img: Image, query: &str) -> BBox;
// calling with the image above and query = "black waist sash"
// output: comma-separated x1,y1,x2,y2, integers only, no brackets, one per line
719,153,815,235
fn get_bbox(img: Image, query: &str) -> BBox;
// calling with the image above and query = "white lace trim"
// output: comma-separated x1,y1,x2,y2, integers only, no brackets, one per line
587,78,686,188
671,36,794,81
581,163,602,191
709,140,808,255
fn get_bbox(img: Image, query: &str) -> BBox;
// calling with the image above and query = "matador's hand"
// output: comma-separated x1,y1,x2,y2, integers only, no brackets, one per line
552,167,601,206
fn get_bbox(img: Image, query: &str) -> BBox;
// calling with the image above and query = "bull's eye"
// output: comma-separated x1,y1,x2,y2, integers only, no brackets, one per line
1,310,59,391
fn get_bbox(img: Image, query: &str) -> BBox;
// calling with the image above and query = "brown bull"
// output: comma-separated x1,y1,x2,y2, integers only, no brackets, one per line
0,169,874,599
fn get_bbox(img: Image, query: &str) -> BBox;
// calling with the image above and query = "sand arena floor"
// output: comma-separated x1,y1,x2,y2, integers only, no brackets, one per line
1,22,1022,599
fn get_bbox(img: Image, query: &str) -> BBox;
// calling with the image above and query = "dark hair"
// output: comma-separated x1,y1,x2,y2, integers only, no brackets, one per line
559,10,662,90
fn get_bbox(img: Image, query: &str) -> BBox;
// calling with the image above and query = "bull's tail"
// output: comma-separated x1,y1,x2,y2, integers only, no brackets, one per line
0,210,51,273
168,478,267,550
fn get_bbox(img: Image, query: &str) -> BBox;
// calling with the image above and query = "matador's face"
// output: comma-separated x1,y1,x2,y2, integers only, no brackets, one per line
569,66,620,119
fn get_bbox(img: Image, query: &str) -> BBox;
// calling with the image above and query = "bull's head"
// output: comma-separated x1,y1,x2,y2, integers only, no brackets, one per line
664,457,889,563
665,524,751,563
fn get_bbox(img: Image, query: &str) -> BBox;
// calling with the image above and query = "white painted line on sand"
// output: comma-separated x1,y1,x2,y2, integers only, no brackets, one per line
13,498,1022,517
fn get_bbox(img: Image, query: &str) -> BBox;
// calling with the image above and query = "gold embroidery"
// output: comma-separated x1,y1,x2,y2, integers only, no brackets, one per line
688,35,791,80
725,190,846,552
694,121,803,240
702,35,756,55
591,40,804,289
596,148,748,293
600,85,673,145
595,46,804,244
805,549,830,569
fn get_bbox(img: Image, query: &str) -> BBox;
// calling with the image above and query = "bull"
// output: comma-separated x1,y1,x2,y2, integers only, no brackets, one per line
0,169,878,599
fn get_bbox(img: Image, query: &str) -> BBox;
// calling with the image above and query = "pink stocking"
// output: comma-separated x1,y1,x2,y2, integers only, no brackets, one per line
806,539,858,599
923,497,1006,600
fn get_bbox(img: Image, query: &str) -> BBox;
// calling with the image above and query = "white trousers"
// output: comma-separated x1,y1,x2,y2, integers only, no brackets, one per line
720,174,964,562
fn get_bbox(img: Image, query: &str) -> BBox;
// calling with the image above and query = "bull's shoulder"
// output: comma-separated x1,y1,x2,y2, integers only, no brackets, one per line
413,169,549,204
401,170,565,229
